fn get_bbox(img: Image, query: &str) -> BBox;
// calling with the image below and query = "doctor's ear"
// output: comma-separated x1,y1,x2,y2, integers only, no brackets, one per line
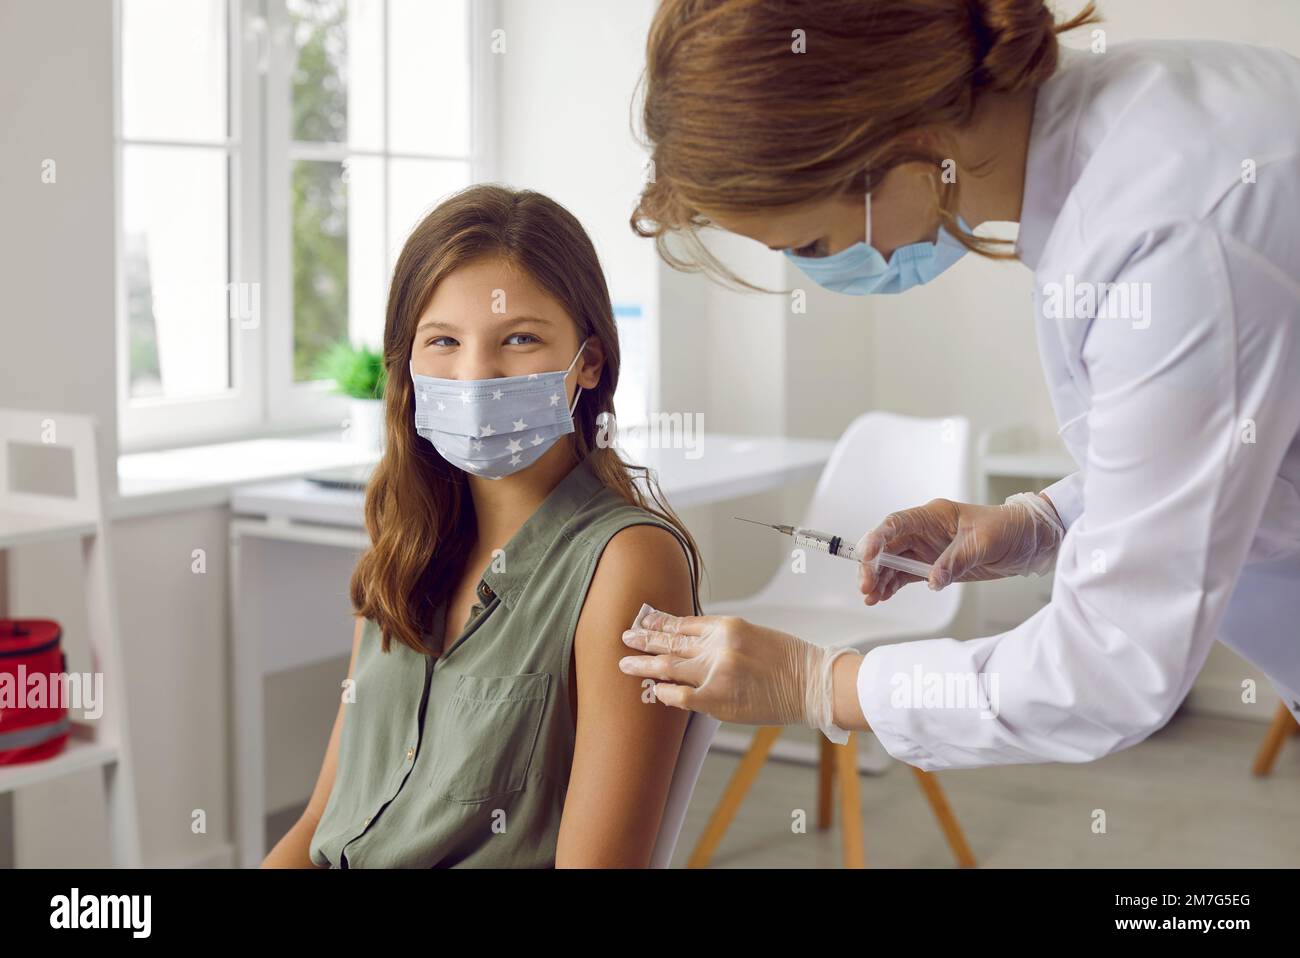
575,336,605,390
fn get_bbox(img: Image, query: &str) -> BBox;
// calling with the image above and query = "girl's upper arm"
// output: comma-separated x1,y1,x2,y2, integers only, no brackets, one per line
302,615,366,829
556,522,695,867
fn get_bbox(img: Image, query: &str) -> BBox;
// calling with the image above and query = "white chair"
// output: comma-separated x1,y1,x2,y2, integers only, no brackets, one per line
685,411,976,868
650,710,719,868
630,600,720,868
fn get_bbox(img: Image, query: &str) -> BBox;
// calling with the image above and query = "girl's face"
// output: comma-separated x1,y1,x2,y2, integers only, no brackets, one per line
701,161,940,261
411,255,603,396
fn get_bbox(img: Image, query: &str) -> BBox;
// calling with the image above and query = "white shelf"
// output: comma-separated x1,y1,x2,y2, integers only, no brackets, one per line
982,450,1076,479
0,722,119,795
0,408,141,865
0,510,97,550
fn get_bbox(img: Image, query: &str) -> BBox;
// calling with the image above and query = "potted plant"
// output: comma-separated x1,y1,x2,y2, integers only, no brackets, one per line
316,341,387,450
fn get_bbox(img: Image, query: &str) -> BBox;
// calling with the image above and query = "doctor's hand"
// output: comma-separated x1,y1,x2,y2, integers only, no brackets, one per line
856,492,1066,604
617,612,857,735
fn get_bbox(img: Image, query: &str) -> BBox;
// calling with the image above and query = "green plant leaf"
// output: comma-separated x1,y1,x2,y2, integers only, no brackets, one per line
314,341,387,399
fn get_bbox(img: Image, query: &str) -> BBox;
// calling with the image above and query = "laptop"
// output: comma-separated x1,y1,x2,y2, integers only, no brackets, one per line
304,462,375,491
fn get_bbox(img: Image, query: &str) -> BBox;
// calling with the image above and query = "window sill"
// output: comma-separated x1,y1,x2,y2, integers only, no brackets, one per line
112,429,381,520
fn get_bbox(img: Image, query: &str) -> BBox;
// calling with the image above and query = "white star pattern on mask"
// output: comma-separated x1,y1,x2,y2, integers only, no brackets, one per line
412,342,588,478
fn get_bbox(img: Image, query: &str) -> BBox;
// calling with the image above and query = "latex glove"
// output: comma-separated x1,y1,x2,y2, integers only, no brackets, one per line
617,611,855,743
856,491,1066,604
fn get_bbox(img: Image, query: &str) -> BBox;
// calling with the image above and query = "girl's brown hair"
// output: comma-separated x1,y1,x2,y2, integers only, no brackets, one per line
352,184,706,654
631,0,1100,288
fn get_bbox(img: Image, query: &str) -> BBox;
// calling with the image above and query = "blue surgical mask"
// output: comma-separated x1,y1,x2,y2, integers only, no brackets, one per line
783,190,969,295
409,338,588,480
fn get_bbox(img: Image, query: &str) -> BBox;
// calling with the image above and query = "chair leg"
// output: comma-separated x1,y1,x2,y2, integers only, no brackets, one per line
817,735,835,829
910,767,976,867
687,725,783,868
834,733,865,868
1252,702,1299,777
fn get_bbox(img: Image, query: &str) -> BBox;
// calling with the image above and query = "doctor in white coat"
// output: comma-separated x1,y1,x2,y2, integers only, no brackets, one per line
619,0,1300,769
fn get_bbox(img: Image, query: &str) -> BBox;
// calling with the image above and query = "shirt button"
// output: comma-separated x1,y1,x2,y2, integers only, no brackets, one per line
406,746,415,761
362,816,371,827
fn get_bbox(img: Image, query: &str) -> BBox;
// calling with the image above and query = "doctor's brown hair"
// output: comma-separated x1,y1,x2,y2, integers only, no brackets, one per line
631,0,1100,287
351,184,705,655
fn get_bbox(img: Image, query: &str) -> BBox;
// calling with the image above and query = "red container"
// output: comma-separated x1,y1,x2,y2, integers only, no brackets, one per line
0,619,71,765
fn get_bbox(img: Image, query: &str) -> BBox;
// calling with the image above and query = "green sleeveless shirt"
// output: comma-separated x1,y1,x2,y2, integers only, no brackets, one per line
308,455,701,868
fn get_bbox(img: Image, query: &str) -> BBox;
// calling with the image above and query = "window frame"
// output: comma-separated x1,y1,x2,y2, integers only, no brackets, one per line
113,0,497,453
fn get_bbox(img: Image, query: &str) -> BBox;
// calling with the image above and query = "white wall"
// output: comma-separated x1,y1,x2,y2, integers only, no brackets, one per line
0,0,119,501
495,0,660,315
3,0,1297,867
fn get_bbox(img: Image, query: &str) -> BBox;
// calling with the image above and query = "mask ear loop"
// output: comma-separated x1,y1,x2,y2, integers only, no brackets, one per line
566,336,590,417
865,169,873,249
407,359,426,403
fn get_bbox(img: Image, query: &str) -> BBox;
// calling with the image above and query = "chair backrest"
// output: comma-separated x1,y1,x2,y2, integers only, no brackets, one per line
630,601,720,868
648,710,720,868
749,411,972,635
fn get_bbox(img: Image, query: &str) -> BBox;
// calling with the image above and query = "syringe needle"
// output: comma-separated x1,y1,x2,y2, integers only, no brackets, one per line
733,516,795,535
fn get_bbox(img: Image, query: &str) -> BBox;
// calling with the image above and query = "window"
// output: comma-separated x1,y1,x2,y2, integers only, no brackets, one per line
115,0,493,451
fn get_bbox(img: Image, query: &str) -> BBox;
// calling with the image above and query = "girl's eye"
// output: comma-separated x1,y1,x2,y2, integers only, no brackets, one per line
505,332,541,346
429,335,457,347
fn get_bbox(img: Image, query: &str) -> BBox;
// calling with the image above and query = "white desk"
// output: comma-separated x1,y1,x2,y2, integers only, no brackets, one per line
228,434,834,867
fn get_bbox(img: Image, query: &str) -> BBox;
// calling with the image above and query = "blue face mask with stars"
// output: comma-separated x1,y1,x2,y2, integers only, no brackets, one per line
409,338,588,480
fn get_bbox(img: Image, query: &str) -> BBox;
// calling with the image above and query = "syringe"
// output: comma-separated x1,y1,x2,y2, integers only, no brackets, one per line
734,516,935,579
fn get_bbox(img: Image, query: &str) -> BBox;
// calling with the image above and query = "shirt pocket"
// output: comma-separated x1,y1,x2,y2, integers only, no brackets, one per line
430,671,551,805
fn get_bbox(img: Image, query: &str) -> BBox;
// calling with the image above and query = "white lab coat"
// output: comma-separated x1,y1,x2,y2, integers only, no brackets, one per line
857,39,1300,770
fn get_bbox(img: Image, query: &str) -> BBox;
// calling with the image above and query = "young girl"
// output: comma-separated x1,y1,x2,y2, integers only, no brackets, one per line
262,184,705,868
